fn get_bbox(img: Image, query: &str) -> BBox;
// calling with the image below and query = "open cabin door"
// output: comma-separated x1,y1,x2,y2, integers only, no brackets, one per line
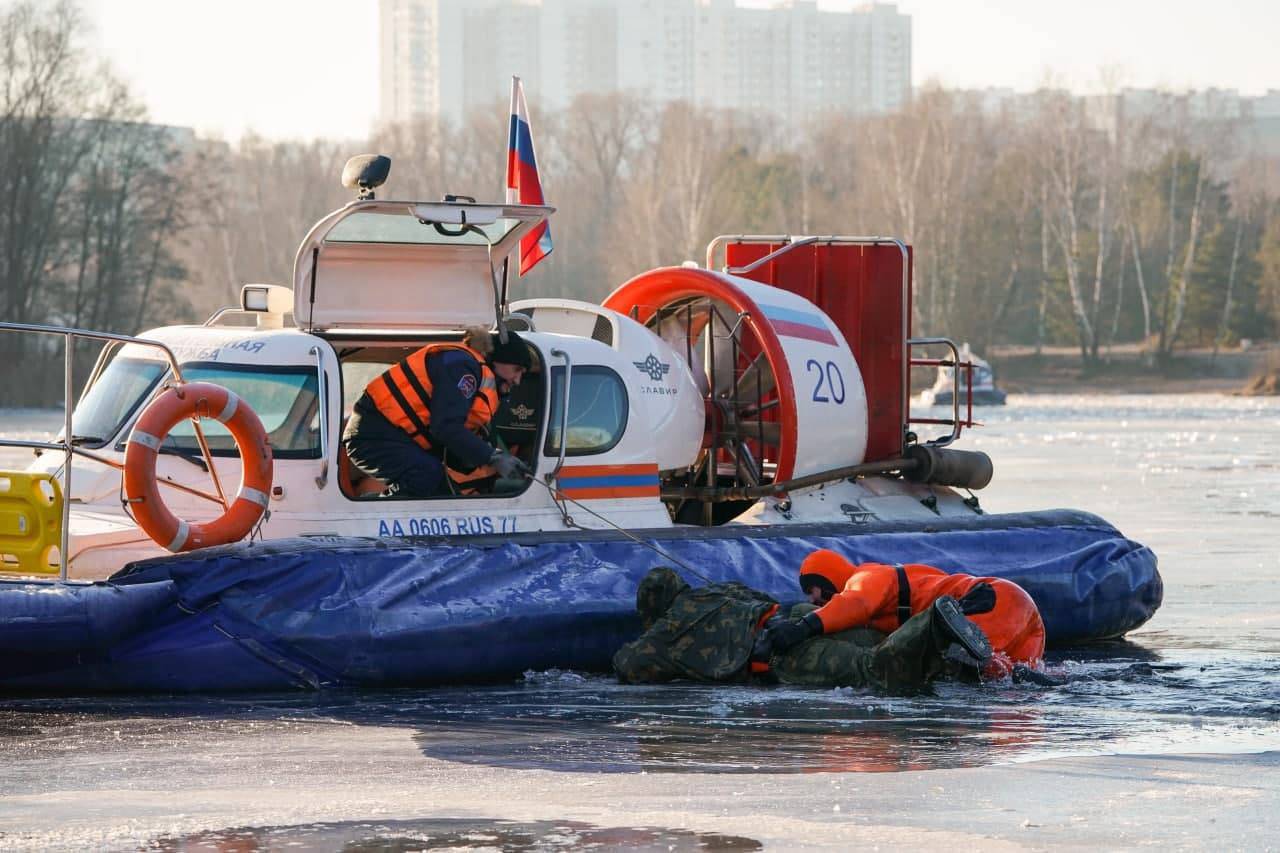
292,200,554,333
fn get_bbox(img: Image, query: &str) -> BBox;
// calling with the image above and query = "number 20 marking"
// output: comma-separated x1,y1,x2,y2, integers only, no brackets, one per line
806,359,845,404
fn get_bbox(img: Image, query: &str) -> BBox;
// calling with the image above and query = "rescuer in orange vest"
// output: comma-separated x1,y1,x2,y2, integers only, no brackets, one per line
342,327,532,497
764,549,1046,679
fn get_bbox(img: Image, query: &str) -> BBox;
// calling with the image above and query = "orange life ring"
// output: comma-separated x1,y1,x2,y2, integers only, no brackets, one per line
123,382,273,552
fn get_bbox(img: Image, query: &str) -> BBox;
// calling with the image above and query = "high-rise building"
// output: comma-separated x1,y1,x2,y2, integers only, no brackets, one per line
378,0,912,127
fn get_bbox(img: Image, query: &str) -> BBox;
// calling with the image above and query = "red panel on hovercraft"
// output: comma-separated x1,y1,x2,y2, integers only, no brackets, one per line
722,241,912,462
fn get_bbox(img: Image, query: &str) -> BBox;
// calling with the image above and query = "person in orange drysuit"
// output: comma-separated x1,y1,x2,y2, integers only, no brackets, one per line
765,549,1046,679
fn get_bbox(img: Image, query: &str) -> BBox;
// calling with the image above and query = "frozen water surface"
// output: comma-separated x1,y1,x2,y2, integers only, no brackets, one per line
1,395,1279,848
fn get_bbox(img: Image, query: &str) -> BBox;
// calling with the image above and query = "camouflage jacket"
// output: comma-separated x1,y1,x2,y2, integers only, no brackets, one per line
612,570,778,684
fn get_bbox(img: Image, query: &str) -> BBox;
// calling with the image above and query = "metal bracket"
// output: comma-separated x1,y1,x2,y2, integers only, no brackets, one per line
839,501,876,524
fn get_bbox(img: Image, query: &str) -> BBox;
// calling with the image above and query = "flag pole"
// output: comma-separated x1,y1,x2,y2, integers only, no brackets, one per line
498,76,519,339
501,76,519,322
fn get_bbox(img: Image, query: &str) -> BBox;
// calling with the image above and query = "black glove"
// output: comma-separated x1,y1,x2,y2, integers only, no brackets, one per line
763,611,823,652
489,450,530,480
749,630,774,663
1011,663,1065,687
958,582,996,616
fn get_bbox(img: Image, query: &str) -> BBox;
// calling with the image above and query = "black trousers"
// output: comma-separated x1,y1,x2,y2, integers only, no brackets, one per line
342,403,445,497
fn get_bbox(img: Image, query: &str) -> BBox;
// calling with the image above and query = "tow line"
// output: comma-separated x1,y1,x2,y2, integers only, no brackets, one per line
527,472,714,585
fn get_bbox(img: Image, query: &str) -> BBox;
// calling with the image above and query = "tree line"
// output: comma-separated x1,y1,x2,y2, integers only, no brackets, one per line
187,90,1280,366
3,1,1279,404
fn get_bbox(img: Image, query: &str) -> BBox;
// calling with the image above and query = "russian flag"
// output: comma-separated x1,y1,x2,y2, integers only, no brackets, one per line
506,76,553,275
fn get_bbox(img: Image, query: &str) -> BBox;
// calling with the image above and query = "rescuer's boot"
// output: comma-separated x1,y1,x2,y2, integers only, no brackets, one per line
931,595,993,664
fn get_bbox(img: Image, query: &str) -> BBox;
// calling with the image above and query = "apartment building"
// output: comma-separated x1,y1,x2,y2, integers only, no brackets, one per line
379,0,912,127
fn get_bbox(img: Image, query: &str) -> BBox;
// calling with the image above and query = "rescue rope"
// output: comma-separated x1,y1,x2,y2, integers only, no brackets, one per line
527,473,715,585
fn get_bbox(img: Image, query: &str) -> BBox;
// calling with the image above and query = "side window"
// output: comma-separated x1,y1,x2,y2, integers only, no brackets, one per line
544,366,628,457
341,360,393,415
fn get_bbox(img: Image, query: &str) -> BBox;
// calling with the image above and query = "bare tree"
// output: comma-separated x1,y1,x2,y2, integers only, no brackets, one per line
0,0,195,402
1160,149,1207,355
1037,89,1099,363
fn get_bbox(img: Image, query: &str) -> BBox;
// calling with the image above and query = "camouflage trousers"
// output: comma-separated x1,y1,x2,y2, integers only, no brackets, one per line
768,604,953,694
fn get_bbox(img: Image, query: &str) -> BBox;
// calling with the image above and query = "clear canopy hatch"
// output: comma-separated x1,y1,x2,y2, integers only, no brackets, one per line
292,200,554,333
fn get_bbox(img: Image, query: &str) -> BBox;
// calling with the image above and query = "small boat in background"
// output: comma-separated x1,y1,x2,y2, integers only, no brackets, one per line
921,343,1007,406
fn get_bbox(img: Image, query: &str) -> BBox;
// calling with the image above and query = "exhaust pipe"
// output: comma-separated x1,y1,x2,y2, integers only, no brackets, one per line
903,445,993,490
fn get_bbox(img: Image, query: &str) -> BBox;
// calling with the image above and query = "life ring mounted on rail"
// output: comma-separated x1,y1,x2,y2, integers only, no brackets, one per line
123,382,273,553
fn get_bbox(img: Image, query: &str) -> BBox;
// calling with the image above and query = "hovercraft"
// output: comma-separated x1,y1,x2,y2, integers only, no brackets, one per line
0,158,1159,692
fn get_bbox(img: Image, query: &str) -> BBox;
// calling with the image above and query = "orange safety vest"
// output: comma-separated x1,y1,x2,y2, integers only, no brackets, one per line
364,343,500,452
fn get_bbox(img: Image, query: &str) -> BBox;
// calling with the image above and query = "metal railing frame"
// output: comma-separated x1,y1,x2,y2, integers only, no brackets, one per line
0,322,217,582
906,337,971,447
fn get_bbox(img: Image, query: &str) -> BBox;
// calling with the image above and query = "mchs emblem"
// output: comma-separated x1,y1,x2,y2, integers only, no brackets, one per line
633,353,671,382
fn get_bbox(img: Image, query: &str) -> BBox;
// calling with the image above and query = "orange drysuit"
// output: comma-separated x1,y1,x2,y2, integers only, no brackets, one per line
799,549,1045,676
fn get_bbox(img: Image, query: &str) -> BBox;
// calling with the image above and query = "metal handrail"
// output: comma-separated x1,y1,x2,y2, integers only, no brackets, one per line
0,322,186,379
907,337,965,447
0,322,205,582
722,236,821,275
548,347,572,485
308,345,330,489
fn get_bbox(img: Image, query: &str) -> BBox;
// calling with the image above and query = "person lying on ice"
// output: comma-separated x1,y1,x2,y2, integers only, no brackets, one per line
612,566,996,695
764,549,1046,679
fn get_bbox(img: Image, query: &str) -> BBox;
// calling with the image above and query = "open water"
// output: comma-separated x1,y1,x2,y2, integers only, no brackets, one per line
0,395,1278,848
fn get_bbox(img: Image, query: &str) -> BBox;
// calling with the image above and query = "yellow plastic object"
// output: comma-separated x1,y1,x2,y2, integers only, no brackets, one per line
0,471,63,575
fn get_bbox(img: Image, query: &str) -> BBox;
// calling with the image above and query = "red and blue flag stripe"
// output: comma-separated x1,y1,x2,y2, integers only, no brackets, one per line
756,302,838,346
506,76,552,275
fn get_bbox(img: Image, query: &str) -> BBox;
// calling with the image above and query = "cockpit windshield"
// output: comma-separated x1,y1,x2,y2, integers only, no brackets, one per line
70,358,166,447
71,358,320,458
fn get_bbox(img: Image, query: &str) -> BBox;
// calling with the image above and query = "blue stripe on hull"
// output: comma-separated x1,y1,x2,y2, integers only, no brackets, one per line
557,474,659,489
0,509,1160,692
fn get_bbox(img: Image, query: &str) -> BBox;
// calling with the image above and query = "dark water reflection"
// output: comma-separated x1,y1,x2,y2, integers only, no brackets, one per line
3,643,1277,777
147,818,761,851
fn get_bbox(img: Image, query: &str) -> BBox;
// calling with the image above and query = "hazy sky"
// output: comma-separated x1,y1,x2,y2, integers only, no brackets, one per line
82,0,1279,142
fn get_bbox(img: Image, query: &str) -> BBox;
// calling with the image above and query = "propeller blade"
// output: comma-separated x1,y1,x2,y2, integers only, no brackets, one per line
734,351,776,401
653,300,712,395
732,420,782,446
727,439,762,486
706,321,739,400
653,299,710,362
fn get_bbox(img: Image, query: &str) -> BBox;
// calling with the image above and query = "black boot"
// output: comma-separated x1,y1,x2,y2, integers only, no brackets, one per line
931,595,993,664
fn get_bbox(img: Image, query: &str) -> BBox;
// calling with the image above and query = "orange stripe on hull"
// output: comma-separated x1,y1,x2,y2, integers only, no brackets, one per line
558,463,658,478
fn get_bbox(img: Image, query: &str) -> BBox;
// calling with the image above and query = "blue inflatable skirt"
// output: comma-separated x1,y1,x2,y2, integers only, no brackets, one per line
0,509,1160,692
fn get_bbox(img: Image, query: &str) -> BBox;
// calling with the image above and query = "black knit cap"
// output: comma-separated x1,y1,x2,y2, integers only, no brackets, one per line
489,330,532,369
799,573,839,601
